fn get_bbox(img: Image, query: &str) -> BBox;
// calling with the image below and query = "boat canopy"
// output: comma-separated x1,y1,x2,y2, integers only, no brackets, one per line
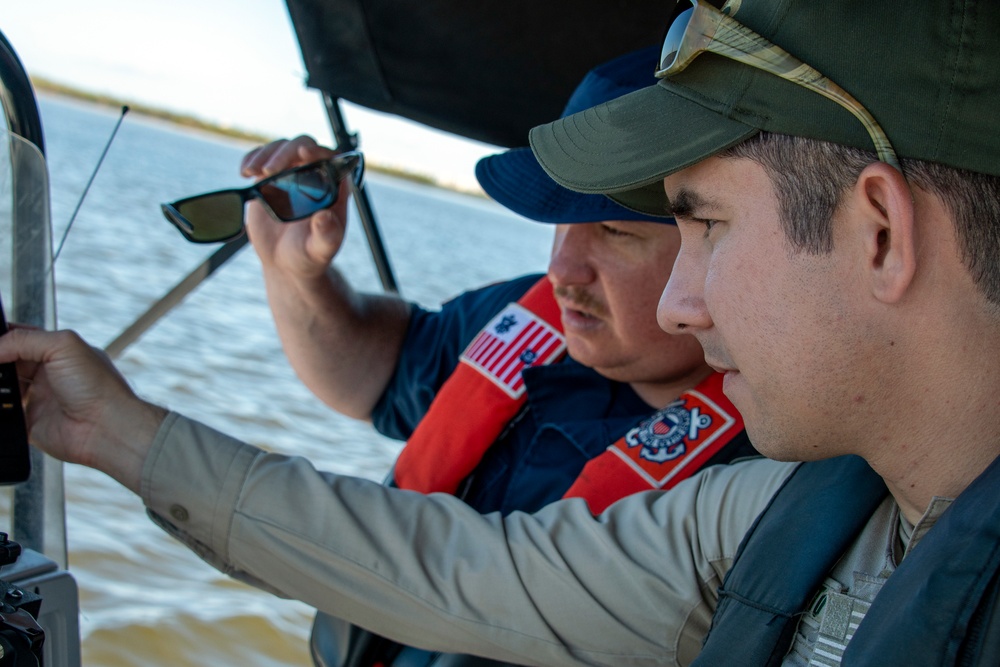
283,0,680,147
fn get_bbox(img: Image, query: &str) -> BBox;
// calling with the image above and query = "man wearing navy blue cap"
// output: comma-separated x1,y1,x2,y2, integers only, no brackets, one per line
240,46,753,667
241,44,753,519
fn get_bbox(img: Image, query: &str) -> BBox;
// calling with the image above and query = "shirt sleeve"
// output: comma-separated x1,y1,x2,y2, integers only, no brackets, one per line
371,274,543,440
141,412,796,667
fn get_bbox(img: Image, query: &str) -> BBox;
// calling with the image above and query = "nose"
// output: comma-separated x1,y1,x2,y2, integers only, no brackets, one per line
547,224,596,288
657,244,713,335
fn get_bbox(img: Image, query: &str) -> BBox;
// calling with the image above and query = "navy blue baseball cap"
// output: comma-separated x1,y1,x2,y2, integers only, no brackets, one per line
475,45,672,224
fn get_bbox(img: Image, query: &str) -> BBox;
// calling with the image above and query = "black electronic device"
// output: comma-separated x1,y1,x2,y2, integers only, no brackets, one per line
0,532,45,666
0,293,29,485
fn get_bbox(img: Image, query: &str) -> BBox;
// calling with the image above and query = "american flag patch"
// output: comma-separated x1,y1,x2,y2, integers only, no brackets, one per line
460,303,566,398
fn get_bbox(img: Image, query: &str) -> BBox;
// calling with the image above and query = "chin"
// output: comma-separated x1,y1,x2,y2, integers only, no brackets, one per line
563,337,612,371
745,423,838,464
563,336,591,363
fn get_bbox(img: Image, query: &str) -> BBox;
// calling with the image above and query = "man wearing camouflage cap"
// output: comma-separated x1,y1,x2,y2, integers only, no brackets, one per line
6,0,1000,664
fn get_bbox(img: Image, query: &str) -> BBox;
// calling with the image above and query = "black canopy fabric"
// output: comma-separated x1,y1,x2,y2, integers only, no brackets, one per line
284,0,681,147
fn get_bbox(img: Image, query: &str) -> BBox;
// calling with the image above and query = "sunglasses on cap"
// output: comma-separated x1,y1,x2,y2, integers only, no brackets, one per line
161,151,365,243
656,0,900,169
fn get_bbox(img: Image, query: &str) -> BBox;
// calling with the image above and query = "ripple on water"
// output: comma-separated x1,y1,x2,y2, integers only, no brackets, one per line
12,96,552,666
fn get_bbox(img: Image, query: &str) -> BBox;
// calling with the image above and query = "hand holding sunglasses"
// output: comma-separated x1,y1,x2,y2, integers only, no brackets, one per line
162,151,364,243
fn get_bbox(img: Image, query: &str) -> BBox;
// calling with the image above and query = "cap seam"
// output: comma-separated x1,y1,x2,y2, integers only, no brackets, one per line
931,0,974,161
665,76,772,136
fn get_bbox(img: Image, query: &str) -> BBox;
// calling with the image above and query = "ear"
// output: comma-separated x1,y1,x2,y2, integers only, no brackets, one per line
850,163,916,304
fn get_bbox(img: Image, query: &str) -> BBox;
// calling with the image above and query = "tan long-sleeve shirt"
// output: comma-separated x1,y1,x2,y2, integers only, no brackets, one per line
140,412,799,666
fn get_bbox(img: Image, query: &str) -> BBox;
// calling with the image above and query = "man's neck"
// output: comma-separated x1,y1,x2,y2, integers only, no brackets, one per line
862,337,1000,524
872,425,1000,525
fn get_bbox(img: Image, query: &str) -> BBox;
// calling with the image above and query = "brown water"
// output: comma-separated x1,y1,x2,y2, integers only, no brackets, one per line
1,96,553,666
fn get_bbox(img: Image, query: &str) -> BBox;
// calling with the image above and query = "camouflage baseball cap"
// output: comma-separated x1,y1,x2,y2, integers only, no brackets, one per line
529,0,1000,216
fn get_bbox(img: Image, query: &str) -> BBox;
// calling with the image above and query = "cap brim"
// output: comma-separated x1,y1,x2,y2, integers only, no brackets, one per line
529,81,759,216
475,147,672,223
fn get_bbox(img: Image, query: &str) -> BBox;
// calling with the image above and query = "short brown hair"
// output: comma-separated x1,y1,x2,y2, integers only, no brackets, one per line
719,133,1000,304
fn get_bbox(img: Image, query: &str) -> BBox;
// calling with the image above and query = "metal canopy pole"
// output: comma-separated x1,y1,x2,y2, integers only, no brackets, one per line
0,29,66,566
321,93,399,294
103,236,248,359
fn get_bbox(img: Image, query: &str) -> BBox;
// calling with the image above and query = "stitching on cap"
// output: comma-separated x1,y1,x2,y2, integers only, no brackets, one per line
934,0,974,158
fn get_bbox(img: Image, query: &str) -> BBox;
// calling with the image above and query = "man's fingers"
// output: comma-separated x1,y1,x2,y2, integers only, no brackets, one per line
0,328,83,365
241,140,289,176
259,136,331,176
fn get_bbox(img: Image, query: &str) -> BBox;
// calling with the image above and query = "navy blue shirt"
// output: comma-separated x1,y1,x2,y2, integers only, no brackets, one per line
371,274,654,515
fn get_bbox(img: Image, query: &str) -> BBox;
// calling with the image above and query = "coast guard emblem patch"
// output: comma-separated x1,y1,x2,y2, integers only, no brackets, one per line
460,303,566,398
614,390,738,488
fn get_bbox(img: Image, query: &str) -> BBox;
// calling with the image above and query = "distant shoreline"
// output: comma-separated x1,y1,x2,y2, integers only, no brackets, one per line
30,76,484,198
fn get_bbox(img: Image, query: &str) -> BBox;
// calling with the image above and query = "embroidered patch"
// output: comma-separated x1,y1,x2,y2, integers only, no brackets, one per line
807,590,868,665
460,303,566,398
610,389,738,488
819,592,853,641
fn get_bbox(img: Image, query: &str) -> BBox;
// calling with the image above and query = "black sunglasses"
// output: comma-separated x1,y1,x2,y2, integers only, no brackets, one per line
161,151,364,243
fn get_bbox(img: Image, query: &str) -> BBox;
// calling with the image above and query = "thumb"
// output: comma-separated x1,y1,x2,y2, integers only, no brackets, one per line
306,209,346,264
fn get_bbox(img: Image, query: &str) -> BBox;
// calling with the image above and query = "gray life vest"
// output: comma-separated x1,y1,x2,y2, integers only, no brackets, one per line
694,454,1000,666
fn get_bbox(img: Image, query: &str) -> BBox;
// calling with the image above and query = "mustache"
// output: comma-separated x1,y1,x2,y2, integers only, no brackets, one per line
553,285,608,318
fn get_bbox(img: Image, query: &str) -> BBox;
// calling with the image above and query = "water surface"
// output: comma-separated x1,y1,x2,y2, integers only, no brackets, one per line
5,96,553,666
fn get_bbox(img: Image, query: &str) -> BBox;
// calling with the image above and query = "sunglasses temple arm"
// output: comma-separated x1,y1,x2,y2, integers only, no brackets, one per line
322,92,399,294
711,16,900,168
104,235,249,359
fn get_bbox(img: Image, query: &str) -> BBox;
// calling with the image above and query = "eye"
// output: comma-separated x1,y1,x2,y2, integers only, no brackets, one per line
701,219,718,238
600,223,634,238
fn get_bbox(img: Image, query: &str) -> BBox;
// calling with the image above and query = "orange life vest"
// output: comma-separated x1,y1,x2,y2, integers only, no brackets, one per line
393,276,744,513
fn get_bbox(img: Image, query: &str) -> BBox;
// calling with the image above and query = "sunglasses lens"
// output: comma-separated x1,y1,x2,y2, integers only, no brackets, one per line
174,192,245,242
660,7,694,71
166,153,365,243
259,165,336,221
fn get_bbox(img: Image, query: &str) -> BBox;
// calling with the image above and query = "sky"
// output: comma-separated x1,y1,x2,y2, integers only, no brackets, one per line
2,0,502,192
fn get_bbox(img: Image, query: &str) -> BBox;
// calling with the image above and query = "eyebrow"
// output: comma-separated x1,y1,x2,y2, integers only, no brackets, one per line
666,188,712,219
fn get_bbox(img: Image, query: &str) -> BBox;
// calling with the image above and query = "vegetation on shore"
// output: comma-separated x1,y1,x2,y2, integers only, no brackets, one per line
31,76,474,194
